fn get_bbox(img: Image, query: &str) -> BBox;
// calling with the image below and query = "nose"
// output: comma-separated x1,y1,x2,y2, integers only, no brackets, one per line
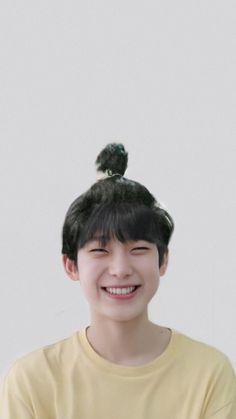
108,250,133,279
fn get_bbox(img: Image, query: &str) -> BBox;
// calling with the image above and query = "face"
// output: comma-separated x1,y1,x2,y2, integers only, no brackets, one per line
64,238,168,323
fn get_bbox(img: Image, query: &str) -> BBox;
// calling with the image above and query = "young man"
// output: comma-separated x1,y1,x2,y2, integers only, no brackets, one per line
0,143,235,418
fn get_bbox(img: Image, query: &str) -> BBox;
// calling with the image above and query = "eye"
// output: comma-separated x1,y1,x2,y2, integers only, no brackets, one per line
90,248,107,253
132,247,149,252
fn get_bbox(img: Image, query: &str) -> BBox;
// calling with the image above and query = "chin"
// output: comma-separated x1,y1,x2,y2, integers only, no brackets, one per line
101,310,146,323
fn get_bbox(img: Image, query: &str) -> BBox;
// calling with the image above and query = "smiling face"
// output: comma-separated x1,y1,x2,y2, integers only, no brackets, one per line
64,237,169,324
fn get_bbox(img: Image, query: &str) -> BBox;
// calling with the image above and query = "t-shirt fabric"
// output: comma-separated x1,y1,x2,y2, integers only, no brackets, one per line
0,327,235,419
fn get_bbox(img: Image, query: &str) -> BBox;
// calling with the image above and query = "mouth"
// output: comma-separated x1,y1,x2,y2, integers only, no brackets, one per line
101,285,141,296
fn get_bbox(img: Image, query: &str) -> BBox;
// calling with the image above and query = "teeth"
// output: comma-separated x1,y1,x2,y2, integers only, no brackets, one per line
105,286,136,295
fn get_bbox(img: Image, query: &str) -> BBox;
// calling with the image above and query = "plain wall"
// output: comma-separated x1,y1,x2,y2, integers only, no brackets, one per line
0,0,235,378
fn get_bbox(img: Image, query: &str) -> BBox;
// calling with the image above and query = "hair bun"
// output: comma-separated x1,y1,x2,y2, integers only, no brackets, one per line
95,143,128,177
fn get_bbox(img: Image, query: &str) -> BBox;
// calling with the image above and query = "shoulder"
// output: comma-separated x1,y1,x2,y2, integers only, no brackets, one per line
2,331,79,384
171,330,236,416
0,332,80,418
172,329,235,379
173,329,232,361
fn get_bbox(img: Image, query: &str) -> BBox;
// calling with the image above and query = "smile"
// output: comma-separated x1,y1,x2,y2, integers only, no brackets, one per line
101,285,141,299
105,286,137,295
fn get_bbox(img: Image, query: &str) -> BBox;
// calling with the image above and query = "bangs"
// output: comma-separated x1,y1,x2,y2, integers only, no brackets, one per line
77,203,164,249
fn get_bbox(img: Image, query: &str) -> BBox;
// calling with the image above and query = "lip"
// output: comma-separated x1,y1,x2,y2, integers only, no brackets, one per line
101,285,141,288
102,286,141,300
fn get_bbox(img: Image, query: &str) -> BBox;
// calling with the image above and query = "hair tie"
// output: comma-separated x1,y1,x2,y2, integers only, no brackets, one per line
96,169,122,181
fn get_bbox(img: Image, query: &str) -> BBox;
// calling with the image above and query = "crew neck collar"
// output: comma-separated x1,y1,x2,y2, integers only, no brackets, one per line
77,326,179,377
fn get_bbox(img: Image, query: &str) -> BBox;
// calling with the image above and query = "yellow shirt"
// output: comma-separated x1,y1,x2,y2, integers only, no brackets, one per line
0,327,235,419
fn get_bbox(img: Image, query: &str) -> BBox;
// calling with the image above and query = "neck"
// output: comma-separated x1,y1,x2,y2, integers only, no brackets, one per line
86,314,169,366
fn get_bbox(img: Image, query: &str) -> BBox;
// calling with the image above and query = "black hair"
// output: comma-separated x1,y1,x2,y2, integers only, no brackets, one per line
62,143,174,268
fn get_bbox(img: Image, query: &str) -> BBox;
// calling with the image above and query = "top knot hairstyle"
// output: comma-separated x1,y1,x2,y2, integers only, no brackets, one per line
62,143,174,268
96,143,128,177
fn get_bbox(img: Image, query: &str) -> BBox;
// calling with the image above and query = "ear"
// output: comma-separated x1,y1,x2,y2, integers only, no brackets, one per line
62,255,79,281
159,251,169,276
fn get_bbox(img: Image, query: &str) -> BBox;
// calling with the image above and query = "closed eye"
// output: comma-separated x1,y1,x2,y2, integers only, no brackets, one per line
132,247,149,251
90,248,107,252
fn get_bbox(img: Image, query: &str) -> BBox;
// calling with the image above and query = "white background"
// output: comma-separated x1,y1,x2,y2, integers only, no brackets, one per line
0,1,235,377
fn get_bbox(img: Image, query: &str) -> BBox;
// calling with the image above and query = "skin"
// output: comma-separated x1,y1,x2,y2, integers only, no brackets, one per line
63,238,171,366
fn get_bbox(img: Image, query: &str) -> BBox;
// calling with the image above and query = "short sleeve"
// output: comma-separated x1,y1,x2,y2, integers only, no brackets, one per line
203,356,236,419
0,365,34,419
205,400,236,418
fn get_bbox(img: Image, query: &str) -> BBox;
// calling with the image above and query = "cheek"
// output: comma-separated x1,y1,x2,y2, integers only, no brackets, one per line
143,264,160,290
77,254,98,276
139,257,159,276
81,260,104,278
78,260,104,293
